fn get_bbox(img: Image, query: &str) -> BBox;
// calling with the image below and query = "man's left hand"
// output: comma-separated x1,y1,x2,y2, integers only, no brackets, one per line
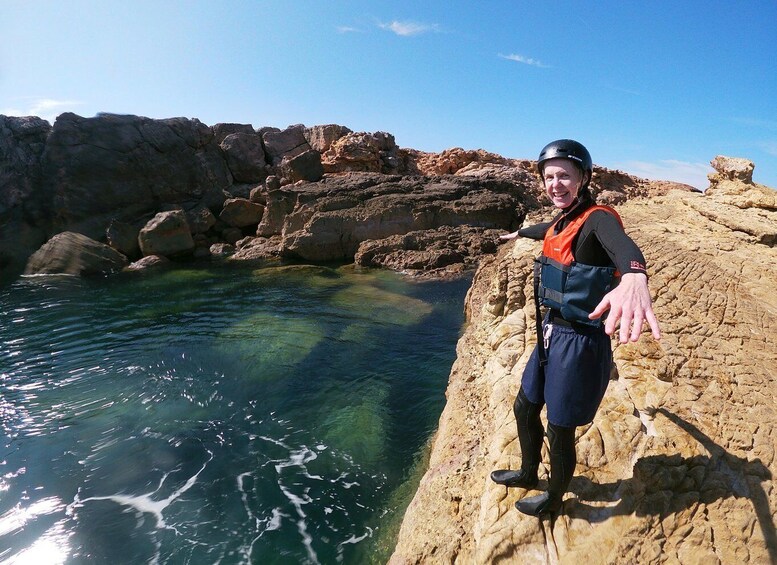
589,273,661,343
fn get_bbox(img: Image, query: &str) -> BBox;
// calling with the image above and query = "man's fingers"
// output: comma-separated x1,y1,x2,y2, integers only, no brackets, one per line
630,310,645,342
605,304,621,336
619,309,633,343
646,308,661,340
589,297,610,320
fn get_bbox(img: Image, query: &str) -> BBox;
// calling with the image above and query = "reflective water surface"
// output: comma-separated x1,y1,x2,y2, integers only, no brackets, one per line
0,264,469,564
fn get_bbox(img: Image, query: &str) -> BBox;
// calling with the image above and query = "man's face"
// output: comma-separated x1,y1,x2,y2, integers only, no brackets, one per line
543,158,585,209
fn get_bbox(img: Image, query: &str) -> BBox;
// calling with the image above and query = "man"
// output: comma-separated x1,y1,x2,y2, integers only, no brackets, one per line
491,139,661,516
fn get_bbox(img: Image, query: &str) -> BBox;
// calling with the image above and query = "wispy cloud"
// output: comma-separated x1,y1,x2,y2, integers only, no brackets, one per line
1,98,82,124
615,159,713,190
498,53,550,68
378,20,440,37
337,25,364,34
607,85,642,96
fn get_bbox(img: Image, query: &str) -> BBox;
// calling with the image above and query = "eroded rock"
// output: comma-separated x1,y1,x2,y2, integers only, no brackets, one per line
390,175,777,564
272,173,527,262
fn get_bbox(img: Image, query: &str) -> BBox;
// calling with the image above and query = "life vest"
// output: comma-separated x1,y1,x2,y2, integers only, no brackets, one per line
534,205,622,326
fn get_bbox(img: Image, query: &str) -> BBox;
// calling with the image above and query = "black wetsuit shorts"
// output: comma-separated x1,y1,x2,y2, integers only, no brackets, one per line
521,316,612,427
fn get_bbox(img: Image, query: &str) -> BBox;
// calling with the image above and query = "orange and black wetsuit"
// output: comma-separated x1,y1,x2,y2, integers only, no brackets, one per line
518,198,647,277
493,196,651,517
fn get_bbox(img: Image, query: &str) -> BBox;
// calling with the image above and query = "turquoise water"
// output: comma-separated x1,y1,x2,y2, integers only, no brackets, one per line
0,263,470,564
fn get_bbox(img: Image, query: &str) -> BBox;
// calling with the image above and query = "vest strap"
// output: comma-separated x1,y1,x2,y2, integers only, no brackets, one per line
533,258,548,366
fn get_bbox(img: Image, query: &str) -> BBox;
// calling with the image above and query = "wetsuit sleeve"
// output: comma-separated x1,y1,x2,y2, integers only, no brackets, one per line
582,211,648,275
518,221,552,241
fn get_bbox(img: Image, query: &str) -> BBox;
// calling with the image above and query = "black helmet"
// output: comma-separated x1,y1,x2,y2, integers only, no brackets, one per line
537,139,593,177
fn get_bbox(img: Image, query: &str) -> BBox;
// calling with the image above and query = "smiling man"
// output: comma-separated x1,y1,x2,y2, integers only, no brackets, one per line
492,139,661,517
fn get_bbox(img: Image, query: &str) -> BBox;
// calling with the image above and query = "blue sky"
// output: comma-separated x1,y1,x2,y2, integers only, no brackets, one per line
3,0,776,189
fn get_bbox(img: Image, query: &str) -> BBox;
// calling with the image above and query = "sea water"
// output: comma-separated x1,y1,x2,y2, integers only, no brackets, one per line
0,263,470,564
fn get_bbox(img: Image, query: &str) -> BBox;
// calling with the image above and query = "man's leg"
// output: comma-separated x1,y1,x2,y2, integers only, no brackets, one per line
515,423,576,515
490,388,543,489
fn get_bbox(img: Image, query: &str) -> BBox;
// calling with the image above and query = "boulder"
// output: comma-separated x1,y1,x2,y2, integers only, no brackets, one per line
220,132,267,183
138,210,194,257
219,197,265,228
710,155,755,184
304,124,352,153
413,147,514,175
24,231,128,276
279,149,324,183
186,204,217,234
230,235,284,260
705,155,775,212
211,122,255,144
126,254,170,271
257,184,298,237
262,124,311,165
209,243,235,257
320,131,404,174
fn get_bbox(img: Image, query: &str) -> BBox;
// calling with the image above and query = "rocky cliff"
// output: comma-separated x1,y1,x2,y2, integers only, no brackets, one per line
389,164,777,563
5,112,775,562
0,113,691,283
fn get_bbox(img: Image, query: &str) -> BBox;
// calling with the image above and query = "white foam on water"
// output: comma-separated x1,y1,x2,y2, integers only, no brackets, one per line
336,527,373,563
67,448,214,533
278,479,318,563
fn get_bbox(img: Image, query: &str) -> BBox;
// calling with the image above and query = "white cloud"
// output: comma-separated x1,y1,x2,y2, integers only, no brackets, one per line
1,98,82,124
499,53,550,68
336,25,363,34
378,20,439,36
614,159,713,190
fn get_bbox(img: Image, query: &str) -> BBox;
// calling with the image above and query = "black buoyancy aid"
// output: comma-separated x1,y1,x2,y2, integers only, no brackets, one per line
533,205,622,364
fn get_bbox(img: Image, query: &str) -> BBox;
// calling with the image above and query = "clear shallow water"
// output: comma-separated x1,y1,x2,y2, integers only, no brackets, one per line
0,263,470,564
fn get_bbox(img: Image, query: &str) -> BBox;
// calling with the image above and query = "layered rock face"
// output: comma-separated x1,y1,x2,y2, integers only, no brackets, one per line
389,172,777,563
1,112,698,282
0,114,332,280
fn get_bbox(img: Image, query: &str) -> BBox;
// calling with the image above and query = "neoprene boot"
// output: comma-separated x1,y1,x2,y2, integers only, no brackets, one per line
490,388,543,489
515,423,576,516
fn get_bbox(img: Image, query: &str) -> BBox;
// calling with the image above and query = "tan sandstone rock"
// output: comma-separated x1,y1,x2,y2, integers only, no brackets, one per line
390,174,777,563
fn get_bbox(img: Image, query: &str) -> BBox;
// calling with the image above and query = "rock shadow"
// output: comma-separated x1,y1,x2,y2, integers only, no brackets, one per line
566,408,776,561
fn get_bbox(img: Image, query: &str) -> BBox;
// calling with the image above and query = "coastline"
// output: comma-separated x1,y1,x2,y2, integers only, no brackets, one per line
388,187,777,563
